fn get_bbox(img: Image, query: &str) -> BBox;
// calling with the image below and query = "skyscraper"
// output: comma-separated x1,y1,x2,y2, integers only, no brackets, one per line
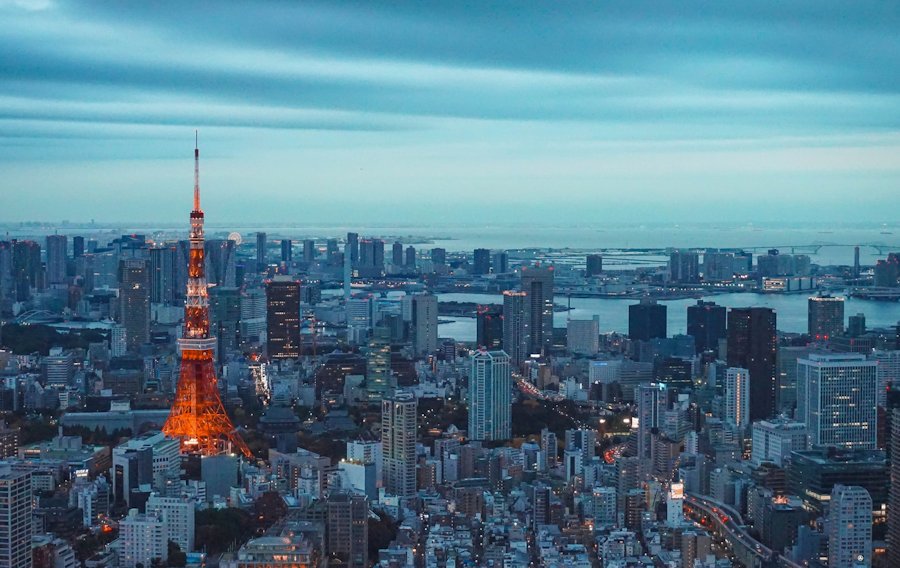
727,307,777,421
280,239,292,263
204,239,236,287
346,232,359,267
381,392,417,498
586,254,603,277
326,492,369,568
411,294,438,356
266,276,301,359
45,234,67,285
669,250,700,283
492,251,509,274
521,265,554,356
502,291,529,367
808,294,844,340
636,383,668,461
148,246,176,305
392,241,404,266
476,305,503,350
302,239,316,264
72,235,85,258
797,353,877,450
256,232,267,271
724,367,749,430
405,245,416,268
468,350,512,442
827,485,872,568
472,248,491,275
0,464,32,568
686,300,726,354
366,325,393,402
430,247,446,266
628,299,667,341
119,258,150,353
888,408,900,567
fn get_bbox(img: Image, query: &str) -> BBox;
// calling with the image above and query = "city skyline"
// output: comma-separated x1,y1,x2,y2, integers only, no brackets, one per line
3,2,900,223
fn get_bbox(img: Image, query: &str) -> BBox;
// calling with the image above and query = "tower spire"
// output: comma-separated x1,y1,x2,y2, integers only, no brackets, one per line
193,130,200,211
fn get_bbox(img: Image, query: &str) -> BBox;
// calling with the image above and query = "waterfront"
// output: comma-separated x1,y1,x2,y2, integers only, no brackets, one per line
437,291,900,343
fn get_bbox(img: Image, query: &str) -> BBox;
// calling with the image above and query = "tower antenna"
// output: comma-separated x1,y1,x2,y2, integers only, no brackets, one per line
193,130,200,211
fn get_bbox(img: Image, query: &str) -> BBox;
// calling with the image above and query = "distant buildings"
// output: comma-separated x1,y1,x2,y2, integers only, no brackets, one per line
628,299,666,342
472,248,490,275
476,305,503,350
411,294,438,356
567,316,600,356
266,276,301,359
669,250,700,283
256,231,267,271
118,258,150,353
686,300,726,354
502,291,529,367
586,254,603,277
468,350,512,442
521,265,554,357
808,294,844,340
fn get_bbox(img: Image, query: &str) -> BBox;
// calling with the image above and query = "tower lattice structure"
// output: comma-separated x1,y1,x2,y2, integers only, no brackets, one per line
163,137,251,457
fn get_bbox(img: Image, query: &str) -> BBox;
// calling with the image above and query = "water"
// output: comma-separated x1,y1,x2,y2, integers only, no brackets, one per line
437,292,900,342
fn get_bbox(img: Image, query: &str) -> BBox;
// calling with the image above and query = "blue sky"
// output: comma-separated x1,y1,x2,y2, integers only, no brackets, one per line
2,1,899,224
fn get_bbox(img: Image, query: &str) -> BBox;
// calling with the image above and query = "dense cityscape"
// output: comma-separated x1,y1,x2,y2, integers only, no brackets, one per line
5,3,900,568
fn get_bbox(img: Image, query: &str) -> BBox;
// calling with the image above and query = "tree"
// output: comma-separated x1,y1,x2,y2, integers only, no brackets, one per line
167,540,187,568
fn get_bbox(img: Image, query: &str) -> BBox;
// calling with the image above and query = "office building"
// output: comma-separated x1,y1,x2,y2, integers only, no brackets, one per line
727,307,777,421
119,258,150,353
302,239,316,264
828,485,872,568
347,232,359,266
391,242,403,266
405,245,416,268
586,254,603,277
266,277,301,359
280,239,292,263
788,448,886,517
430,247,446,266
146,494,194,552
45,234,67,285
687,300,726,354
502,291,529,367
703,251,737,281
119,508,168,568
797,353,877,450
148,246,177,305
381,392,417,497
472,248,491,275
628,299,667,341
848,313,866,337
567,316,600,356
358,239,384,278
888,408,900,567
565,428,597,467
751,418,807,467
492,251,509,274
808,294,844,340
476,305,503,350
366,325,393,402
669,250,700,283
0,464,31,568
256,232,267,271
205,239,237,287
72,235,84,258
540,428,558,470
326,492,368,568
521,265,554,356
411,294,438,356
637,383,668,461
724,367,750,430
468,350,512,442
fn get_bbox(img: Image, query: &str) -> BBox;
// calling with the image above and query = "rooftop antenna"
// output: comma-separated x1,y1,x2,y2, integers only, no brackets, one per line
193,130,200,211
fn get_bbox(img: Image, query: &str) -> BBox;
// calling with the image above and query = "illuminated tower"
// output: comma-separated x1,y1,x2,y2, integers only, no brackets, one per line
163,136,250,457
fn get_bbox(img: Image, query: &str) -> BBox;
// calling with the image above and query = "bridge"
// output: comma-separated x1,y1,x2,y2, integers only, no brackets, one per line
683,492,803,568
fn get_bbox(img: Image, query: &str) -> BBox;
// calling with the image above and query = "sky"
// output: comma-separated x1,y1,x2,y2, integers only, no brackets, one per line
2,1,899,225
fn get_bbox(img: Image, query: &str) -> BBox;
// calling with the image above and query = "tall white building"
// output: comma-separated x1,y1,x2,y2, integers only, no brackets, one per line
468,350,512,442
724,367,750,430
828,485,872,568
797,354,877,450
567,317,600,355
118,508,168,568
750,417,807,467
146,493,195,553
113,431,181,493
873,350,900,408
636,383,668,461
381,392,417,498
592,486,617,528
0,464,32,568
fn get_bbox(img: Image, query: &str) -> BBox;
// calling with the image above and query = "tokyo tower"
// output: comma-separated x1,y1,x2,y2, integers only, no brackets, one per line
162,135,251,457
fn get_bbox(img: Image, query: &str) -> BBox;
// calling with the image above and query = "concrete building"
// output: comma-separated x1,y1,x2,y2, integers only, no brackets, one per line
827,485,872,568
0,464,31,568
118,508,167,568
468,350,512,442
381,392,417,498
808,294,845,340
751,417,807,467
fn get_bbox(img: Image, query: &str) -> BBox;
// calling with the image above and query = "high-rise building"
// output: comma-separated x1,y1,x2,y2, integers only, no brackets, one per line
119,508,168,568
205,239,237,287
724,367,750,430
266,277,301,359
381,392,417,497
502,291,529,367
827,485,872,568
256,232,267,271
357,239,385,278
326,492,368,568
366,325,393,402
45,234,68,285
430,247,446,266
411,294,438,356
468,350,512,442
146,494,194,553
888,408,900,567
476,305,503,350
848,313,866,337
808,294,844,340
280,239,292,263
12,239,41,301
392,242,404,267
567,316,600,355
492,251,509,274
72,235,85,259
703,251,737,281
727,307,777,421
0,464,31,568
540,428,558,470
628,299,667,341
687,300,726,354
797,353,877,450
521,265,554,356
565,428,597,467
669,250,700,283
347,232,359,267
751,417,807,467
148,246,177,305
119,258,150,353
586,254,603,277
405,245,416,268
302,239,316,264
472,248,491,275
636,383,668,461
